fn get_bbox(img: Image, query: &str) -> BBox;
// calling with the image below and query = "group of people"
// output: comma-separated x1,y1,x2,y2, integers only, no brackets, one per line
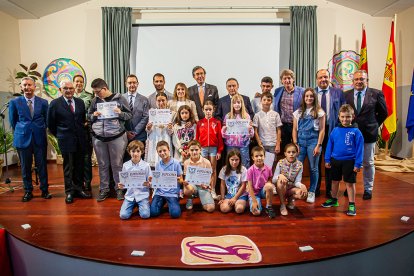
9,65,388,218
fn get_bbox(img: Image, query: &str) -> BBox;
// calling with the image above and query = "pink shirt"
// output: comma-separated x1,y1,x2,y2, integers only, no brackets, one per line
247,164,273,195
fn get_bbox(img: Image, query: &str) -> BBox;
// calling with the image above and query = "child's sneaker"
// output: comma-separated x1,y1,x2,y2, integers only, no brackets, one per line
179,189,184,198
287,198,295,210
265,207,276,218
280,205,288,216
211,190,218,200
306,192,315,203
347,204,356,216
322,198,339,208
273,186,277,195
186,199,193,210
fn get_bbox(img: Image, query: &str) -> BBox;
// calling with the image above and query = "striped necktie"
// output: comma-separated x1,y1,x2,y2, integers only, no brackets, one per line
129,95,134,111
27,99,34,118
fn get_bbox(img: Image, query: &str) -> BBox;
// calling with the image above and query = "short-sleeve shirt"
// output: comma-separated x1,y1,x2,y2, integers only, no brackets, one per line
253,110,283,147
123,159,152,202
218,166,247,197
246,164,273,195
154,157,183,198
293,107,325,131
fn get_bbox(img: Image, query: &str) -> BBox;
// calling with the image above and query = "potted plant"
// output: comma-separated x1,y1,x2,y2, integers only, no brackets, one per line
47,133,63,164
0,127,14,179
376,123,397,159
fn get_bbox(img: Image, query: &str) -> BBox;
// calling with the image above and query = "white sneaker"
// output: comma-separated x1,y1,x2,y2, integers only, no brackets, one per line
306,192,315,203
211,190,218,200
287,199,295,210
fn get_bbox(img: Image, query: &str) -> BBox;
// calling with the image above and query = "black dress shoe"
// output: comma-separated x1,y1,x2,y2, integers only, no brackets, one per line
41,191,52,199
65,194,74,204
22,192,33,202
76,190,92,199
363,191,372,200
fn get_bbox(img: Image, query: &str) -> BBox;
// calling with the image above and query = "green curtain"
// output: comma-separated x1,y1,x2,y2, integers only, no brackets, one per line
102,7,131,94
289,6,317,88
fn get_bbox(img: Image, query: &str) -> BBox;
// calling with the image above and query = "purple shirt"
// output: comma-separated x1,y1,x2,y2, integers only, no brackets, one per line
247,164,273,195
280,89,294,123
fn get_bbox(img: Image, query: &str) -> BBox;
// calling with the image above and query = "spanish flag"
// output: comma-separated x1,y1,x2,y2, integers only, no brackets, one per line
381,21,397,141
359,25,368,72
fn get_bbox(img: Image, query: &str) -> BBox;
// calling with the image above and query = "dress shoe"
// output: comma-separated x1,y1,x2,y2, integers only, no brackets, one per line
363,191,372,200
65,194,74,204
76,190,92,199
22,192,33,202
41,191,52,199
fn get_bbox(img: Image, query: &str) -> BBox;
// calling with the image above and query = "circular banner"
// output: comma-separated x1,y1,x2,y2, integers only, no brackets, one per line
43,58,86,98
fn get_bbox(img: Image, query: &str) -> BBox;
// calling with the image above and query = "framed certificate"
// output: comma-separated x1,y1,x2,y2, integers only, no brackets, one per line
149,108,172,125
185,166,212,186
119,170,147,188
97,101,119,119
226,119,250,135
151,171,177,188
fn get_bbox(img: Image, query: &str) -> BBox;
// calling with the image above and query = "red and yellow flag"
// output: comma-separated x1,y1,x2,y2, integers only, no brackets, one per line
381,21,397,141
359,25,368,72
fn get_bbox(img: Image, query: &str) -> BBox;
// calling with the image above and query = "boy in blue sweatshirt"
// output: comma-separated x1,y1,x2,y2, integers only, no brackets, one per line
322,104,363,216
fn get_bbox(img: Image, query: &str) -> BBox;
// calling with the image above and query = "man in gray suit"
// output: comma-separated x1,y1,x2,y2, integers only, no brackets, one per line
123,74,149,147
188,66,219,119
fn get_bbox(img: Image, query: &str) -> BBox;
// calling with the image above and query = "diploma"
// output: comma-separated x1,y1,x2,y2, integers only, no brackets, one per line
119,170,147,188
185,166,212,186
264,151,275,169
97,101,119,119
149,108,172,125
151,171,178,188
226,119,250,135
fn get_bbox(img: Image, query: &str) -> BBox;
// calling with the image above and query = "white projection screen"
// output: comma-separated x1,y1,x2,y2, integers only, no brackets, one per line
130,24,290,99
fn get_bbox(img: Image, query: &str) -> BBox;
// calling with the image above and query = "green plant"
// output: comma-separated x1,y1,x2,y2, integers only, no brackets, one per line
15,62,42,82
376,124,397,150
47,133,61,155
0,126,14,155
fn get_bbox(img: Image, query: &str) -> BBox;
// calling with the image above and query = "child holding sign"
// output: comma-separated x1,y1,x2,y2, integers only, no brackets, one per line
118,140,152,220
183,140,215,212
150,141,183,218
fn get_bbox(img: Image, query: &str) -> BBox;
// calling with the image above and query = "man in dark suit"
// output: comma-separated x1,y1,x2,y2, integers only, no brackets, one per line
344,70,388,200
9,77,51,202
188,66,219,119
48,81,91,204
215,78,254,121
123,74,149,157
273,69,304,151
315,69,346,198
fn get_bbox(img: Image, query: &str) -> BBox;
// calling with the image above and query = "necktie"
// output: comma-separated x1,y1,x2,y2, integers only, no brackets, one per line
27,99,34,118
321,90,327,113
68,99,74,113
129,95,134,111
357,91,362,114
199,86,204,105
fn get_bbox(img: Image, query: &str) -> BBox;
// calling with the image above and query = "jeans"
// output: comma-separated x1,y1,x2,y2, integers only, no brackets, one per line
119,198,150,219
227,146,250,168
298,138,320,193
363,142,375,192
150,195,181,218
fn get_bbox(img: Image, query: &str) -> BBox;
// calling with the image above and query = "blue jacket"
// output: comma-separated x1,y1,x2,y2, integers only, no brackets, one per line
273,86,304,115
9,96,48,148
325,124,364,168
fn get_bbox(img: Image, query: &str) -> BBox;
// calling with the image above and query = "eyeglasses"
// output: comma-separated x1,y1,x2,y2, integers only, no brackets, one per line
354,78,367,81
92,88,104,94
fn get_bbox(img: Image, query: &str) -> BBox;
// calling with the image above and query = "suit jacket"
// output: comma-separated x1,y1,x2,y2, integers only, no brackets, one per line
215,94,254,121
273,86,305,116
47,96,87,153
344,87,388,143
188,83,219,119
9,95,48,149
123,93,149,141
316,87,346,135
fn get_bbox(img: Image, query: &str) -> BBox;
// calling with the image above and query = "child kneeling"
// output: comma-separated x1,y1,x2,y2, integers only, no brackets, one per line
273,143,308,216
150,141,183,218
118,141,152,220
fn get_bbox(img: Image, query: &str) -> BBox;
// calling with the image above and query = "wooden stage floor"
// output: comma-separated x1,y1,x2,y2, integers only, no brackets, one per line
1,164,414,269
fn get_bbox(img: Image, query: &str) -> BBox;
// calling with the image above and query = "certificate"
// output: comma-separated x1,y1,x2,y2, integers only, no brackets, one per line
226,119,250,135
149,109,172,125
119,170,147,188
97,101,119,119
264,151,275,169
185,166,212,186
151,171,177,188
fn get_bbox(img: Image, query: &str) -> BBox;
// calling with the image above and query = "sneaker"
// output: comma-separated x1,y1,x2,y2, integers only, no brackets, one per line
347,204,356,216
265,207,276,218
280,205,288,216
211,190,218,200
363,191,372,200
186,199,193,210
116,190,125,201
322,198,339,208
287,199,295,210
273,186,277,195
97,190,109,202
179,189,184,198
306,192,315,203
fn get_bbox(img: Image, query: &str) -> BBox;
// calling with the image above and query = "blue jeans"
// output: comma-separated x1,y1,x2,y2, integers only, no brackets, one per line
119,198,150,219
298,137,320,193
227,146,250,168
150,195,181,218
363,142,375,192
